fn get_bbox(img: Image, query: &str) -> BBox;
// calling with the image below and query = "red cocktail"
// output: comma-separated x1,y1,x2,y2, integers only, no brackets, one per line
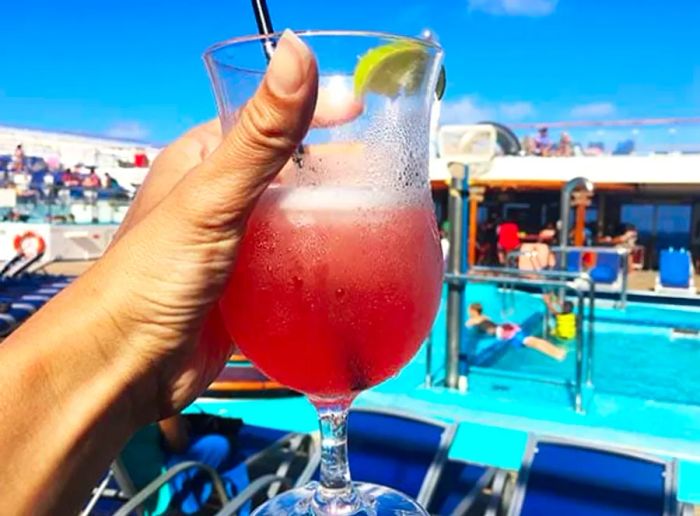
206,29,444,516
220,185,443,399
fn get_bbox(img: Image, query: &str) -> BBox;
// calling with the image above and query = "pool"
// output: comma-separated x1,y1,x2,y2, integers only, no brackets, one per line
452,284,700,406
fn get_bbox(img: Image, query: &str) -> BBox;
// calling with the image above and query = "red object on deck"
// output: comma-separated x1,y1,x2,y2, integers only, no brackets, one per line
134,152,148,167
498,222,520,252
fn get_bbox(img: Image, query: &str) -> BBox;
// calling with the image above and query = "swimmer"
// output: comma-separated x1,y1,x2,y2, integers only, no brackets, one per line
467,302,567,361
543,293,577,341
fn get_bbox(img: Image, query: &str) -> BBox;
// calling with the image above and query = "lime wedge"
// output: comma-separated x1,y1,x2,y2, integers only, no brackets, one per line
354,40,430,98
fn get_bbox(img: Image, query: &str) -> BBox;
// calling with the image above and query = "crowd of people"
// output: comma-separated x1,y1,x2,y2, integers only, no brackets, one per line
4,144,122,190
521,127,575,157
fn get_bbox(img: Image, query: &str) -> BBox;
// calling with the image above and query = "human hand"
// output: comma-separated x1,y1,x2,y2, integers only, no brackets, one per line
79,31,322,421
82,30,364,422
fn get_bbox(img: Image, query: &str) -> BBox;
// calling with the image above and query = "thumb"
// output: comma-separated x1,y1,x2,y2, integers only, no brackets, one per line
169,30,318,239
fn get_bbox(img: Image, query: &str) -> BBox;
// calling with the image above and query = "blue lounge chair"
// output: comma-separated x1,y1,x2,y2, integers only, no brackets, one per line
337,407,504,513
557,250,582,273
589,251,622,287
508,435,678,516
656,249,696,296
428,457,509,515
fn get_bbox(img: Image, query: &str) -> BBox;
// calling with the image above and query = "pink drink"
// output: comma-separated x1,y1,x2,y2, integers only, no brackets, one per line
220,186,443,399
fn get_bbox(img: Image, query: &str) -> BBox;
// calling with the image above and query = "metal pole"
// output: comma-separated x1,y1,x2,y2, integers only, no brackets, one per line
559,178,594,299
446,164,468,390
575,291,585,413
620,249,629,308
585,278,595,387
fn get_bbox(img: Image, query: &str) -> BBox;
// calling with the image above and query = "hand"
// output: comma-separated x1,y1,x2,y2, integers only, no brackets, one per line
81,30,321,420
87,30,362,421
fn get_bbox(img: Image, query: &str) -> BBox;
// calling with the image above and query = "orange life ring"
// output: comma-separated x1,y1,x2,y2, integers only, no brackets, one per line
13,231,46,257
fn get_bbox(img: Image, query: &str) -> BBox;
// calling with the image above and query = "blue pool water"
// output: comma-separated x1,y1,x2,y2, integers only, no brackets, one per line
455,284,700,406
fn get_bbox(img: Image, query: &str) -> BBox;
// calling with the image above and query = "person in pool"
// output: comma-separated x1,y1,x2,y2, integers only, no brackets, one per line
543,293,577,341
466,302,567,361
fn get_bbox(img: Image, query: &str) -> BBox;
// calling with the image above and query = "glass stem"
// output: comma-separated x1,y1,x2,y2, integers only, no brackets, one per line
312,398,360,513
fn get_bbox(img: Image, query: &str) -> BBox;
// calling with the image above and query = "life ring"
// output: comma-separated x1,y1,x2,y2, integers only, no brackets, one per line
13,231,46,257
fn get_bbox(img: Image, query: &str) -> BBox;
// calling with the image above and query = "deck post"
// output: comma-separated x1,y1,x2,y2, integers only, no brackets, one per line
446,162,468,390
467,186,485,266
572,191,590,246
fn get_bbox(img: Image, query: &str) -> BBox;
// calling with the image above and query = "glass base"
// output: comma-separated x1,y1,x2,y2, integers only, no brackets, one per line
252,481,428,515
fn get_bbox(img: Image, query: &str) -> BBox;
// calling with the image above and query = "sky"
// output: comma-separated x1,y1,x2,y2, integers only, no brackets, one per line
1,0,699,148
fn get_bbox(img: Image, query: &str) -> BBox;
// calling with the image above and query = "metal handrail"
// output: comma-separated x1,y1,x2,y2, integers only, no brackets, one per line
445,272,587,413
550,245,630,308
471,265,597,387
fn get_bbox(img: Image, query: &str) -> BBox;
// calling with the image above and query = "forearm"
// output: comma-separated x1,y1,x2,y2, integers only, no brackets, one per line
0,266,151,514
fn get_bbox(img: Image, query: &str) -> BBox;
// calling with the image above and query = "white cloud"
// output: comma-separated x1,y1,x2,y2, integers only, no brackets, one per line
439,96,536,125
569,102,616,118
439,96,493,125
499,101,536,120
104,121,150,141
469,0,558,16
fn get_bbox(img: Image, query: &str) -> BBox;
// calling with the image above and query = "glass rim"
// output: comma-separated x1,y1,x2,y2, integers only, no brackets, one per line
203,29,443,60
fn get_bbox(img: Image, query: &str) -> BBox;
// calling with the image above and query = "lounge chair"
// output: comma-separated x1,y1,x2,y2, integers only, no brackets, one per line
655,249,696,296
429,457,510,515
508,435,679,516
334,408,505,513
84,423,319,516
589,251,623,289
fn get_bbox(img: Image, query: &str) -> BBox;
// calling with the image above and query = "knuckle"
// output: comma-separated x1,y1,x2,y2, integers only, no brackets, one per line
238,96,298,153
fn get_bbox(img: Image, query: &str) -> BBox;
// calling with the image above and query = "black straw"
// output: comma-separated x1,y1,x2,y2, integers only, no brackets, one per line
251,0,276,61
249,0,305,165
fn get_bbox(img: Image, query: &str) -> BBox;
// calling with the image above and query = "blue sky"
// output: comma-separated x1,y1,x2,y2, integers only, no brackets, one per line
1,0,699,148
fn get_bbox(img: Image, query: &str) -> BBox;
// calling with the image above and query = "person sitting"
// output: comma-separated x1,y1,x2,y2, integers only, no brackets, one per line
82,169,100,189
120,413,248,515
543,293,577,341
556,132,574,157
466,302,567,361
538,221,557,244
533,127,552,156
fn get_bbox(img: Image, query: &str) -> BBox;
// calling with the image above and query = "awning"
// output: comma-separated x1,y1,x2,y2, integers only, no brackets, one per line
469,155,700,190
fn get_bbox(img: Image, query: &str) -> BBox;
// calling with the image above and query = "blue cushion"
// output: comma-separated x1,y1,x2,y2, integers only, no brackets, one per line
339,411,447,499
428,459,489,514
590,253,620,284
659,249,690,288
560,251,582,272
520,442,667,516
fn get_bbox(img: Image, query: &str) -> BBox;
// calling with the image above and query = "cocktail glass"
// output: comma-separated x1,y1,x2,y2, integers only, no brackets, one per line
205,30,444,515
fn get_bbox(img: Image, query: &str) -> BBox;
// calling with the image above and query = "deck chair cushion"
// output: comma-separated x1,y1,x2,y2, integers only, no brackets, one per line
519,441,668,516
345,410,447,500
428,459,492,514
589,252,620,284
659,250,690,289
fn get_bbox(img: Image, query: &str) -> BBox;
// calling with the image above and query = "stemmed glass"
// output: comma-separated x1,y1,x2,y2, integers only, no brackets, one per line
205,30,444,515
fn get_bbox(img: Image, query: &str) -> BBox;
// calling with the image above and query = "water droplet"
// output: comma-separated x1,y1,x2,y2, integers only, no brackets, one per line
335,288,346,300
292,275,303,289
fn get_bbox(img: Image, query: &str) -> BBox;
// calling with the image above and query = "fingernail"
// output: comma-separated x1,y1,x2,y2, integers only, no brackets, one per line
266,30,311,96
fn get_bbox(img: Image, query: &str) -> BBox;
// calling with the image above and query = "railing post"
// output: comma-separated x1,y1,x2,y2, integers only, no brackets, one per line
446,163,468,390
620,249,629,308
575,292,585,414
586,277,595,387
